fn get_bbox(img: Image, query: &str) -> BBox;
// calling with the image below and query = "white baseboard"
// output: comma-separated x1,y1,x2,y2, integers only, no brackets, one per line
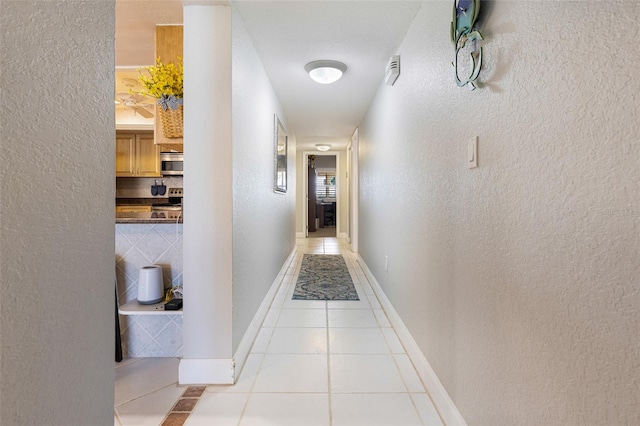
338,232,349,240
179,358,234,385
296,232,306,239
232,246,298,378
357,254,467,426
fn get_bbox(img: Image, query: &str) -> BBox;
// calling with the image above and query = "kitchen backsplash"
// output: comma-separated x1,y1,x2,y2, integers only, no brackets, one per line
116,176,183,198
116,223,183,357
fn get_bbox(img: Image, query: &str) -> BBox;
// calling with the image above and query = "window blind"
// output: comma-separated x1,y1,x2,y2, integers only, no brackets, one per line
316,171,336,199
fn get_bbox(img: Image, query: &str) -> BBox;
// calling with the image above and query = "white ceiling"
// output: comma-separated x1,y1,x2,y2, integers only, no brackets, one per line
116,0,421,150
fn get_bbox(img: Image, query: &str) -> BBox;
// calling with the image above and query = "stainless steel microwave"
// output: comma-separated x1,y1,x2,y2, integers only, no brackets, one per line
160,152,183,176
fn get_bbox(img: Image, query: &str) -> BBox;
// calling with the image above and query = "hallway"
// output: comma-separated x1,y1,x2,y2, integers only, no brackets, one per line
115,237,442,425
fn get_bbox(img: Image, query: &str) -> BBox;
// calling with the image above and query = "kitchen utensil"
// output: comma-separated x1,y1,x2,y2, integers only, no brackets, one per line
151,180,158,196
158,180,166,196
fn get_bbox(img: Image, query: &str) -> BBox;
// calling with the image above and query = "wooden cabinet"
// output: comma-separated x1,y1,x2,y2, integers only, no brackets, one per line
115,134,135,176
154,25,183,146
136,133,160,175
116,131,161,177
116,206,152,213
158,144,182,152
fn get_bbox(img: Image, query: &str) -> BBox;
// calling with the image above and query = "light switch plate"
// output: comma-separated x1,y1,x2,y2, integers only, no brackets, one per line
468,136,478,169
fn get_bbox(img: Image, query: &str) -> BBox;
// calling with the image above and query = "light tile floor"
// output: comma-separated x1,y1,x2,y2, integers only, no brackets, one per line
115,237,443,426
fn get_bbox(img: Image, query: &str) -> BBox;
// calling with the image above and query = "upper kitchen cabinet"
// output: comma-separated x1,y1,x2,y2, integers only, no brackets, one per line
154,25,183,147
116,131,161,177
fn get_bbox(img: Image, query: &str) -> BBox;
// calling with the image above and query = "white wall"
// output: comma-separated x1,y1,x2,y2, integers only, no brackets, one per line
232,9,296,351
358,1,640,424
0,1,115,424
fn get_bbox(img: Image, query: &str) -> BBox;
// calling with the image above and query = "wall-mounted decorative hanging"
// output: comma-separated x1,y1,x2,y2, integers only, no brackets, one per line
450,0,484,90
274,114,288,193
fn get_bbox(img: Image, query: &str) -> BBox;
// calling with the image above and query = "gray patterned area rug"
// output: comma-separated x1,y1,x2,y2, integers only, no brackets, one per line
292,254,359,300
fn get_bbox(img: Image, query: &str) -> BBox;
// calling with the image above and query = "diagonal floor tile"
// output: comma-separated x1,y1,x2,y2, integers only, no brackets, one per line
115,358,180,406
184,393,249,426
116,385,184,426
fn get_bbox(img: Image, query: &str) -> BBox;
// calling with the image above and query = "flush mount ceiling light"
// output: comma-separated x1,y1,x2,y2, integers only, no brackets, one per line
305,60,347,84
316,144,331,151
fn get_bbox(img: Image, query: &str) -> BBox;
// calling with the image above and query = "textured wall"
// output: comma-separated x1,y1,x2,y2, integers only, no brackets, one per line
0,1,115,424
358,1,640,424
231,9,296,351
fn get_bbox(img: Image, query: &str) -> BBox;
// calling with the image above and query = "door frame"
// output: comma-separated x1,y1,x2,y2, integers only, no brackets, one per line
302,150,341,238
349,128,359,253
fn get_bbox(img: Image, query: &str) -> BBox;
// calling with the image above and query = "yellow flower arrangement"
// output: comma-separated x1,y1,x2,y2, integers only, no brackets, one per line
137,57,183,110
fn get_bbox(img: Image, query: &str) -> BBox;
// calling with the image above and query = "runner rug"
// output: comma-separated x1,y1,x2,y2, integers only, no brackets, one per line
292,254,359,300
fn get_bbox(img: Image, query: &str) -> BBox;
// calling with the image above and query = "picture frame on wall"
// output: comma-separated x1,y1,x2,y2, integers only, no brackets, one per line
274,114,287,193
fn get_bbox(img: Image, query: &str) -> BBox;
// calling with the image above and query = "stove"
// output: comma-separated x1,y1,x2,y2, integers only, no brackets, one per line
150,210,183,220
152,187,183,211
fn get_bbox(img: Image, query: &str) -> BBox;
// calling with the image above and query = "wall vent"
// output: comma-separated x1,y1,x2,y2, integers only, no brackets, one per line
385,55,400,86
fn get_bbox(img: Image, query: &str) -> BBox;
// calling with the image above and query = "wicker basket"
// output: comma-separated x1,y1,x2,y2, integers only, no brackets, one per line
159,105,184,138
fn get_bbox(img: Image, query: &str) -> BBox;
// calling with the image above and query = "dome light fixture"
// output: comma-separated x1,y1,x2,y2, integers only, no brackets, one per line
305,60,347,84
316,144,331,151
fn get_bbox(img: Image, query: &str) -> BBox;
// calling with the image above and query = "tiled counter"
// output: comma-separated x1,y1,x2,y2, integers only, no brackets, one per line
116,223,183,357
116,211,183,224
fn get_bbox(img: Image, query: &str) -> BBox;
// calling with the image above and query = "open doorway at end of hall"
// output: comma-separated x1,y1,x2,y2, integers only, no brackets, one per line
307,153,337,238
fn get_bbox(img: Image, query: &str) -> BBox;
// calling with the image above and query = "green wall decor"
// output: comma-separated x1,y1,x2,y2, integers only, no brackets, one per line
450,0,484,90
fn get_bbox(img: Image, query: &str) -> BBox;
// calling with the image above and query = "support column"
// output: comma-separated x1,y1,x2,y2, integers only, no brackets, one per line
179,1,233,384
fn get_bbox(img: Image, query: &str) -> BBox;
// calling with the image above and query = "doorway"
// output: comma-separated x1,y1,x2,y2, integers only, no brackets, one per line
303,151,340,239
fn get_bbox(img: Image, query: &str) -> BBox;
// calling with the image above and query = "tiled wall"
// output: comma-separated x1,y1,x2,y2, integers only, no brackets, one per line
116,176,184,198
116,223,183,357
